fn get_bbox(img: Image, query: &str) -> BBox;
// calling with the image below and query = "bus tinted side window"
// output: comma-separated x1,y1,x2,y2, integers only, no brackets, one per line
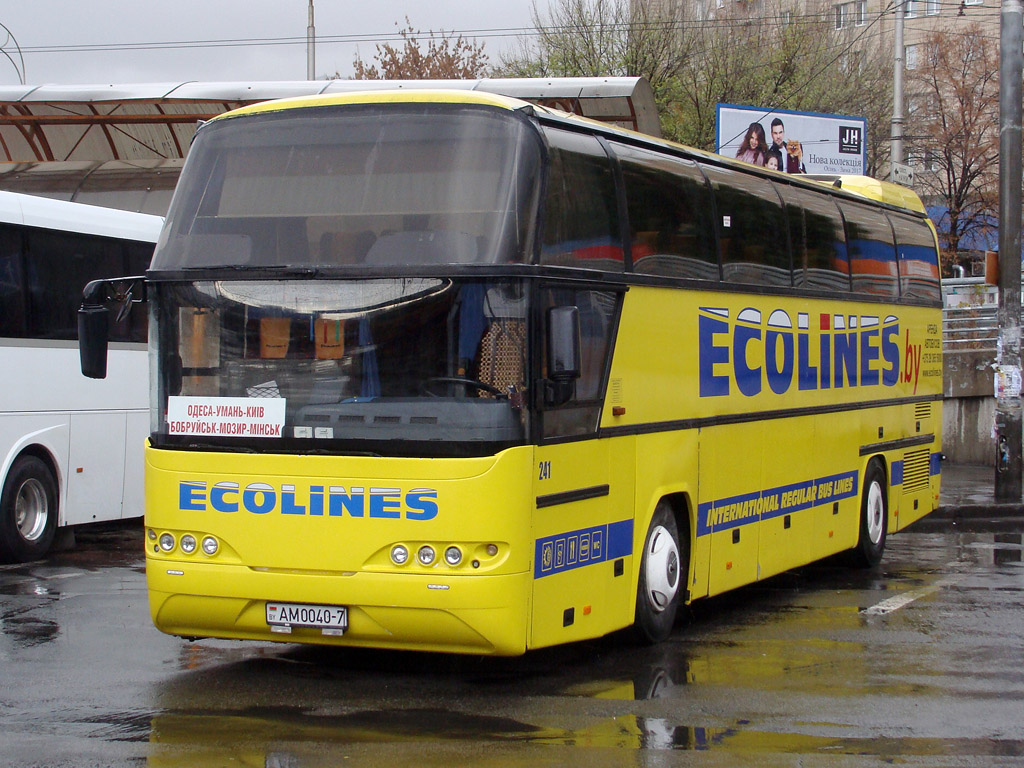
0,224,26,338
888,212,941,301
540,130,622,272
841,201,899,298
22,229,152,342
700,164,791,287
26,229,124,340
777,185,850,292
612,143,718,281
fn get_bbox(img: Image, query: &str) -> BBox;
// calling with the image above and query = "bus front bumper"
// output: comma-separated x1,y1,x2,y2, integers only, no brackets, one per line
147,560,531,656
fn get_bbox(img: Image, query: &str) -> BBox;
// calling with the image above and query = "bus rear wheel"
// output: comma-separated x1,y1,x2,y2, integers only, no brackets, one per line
633,503,685,644
0,455,59,563
852,459,887,568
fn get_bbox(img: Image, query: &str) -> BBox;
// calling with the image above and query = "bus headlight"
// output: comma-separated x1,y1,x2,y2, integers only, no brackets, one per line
159,533,175,552
444,546,462,566
180,534,197,554
417,546,436,566
201,536,219,555
391,544,409,565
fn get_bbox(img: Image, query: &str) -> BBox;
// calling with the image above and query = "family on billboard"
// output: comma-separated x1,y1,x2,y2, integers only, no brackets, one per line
735,117,806,173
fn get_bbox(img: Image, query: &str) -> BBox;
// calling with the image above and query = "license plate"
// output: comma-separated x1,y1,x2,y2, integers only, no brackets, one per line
266,602,347,632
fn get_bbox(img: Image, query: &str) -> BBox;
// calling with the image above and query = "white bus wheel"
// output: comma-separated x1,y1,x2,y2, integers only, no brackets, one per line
0,456,59,564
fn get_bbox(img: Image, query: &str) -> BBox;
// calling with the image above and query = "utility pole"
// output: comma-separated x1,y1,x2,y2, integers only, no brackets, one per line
995,0,1023,501
890,0,905,173
306,0,316,81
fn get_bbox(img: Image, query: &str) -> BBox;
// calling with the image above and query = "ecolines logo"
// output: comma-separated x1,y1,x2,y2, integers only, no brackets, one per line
178,481,439,520
698,307,917,397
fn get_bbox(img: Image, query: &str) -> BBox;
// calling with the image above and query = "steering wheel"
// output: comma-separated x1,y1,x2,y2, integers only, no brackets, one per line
419,376,506,398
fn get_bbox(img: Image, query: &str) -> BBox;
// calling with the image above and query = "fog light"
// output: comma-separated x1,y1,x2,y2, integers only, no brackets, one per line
159,533,175,552
391,544,409,565
444,546,462,566
201,536,219,555
486,544,498,556
180,534,197,554
417,545,436,566
147,529,157,541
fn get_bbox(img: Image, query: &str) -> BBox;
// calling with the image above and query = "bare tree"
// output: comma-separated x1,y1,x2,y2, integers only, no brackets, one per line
498,0,693,135
351,17,489,80
906,25,1000,269
501,0,890,165
663,2,891,169
501,0,689,84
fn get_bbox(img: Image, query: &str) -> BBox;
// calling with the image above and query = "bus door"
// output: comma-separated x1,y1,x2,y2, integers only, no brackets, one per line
66,412,128,525
529,286,633,648
698,422,763,596
532,439,636,647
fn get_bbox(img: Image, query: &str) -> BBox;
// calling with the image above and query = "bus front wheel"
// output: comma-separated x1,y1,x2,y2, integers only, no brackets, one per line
633,503,684,644
852,459,887,568
0,455,59,564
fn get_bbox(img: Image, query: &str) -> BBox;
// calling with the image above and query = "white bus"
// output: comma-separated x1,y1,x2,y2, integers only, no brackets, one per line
0,191,161,562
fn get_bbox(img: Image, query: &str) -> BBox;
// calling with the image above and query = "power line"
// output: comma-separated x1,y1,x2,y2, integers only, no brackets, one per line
7,4,999,58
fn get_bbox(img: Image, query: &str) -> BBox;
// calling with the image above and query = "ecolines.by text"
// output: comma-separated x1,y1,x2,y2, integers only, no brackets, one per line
179,481,439,520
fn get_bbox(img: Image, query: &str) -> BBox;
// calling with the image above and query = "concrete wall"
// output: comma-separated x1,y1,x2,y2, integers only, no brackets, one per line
943,349,996,465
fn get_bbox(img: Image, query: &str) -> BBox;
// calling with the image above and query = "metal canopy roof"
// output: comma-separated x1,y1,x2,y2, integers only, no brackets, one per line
0,77,660,164
0,77,659,214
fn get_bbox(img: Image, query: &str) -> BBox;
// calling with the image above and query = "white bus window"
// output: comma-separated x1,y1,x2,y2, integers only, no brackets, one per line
0,226,26,338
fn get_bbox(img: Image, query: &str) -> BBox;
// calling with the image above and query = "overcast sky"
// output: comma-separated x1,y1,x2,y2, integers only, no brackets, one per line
0,1,538,86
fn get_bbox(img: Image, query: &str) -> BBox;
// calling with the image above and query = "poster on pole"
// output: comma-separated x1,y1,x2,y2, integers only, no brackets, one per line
716,104,867,176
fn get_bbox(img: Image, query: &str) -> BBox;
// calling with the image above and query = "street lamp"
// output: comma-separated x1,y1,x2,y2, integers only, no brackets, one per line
307,0,316,80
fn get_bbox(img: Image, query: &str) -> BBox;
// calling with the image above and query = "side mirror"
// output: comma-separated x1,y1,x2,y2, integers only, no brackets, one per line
78,304,109,379
548,306,581,381
78,277,147,380
545,306,580,406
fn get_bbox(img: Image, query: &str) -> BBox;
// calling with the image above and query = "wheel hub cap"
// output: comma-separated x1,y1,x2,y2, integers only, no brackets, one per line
645,525,681,612
15,478,48,542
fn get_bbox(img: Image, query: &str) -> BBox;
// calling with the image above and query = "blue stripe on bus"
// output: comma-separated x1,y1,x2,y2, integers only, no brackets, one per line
893,453,942,485
696,470,859,537
534,519,634,579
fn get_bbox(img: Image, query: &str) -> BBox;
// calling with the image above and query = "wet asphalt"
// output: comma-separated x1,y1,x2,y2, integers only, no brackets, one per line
1,517,1022,767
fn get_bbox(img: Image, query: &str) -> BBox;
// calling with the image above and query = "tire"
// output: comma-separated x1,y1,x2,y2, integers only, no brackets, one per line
0,455,59,564
633,502,686,644
852,459,887,568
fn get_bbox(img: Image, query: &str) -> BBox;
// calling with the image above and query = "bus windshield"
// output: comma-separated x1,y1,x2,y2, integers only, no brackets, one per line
152,278,530,456
152,103,542,270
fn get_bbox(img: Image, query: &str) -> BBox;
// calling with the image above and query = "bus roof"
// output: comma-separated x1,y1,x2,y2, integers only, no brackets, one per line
0,190,162,242
212,88,537,122
803,175,927,213
205,89,930,219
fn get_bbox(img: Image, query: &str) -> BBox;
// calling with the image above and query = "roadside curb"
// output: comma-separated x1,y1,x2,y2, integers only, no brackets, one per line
932,503,1024,519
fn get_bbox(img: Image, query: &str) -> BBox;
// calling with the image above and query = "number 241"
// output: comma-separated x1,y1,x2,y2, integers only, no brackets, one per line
538,461,552,480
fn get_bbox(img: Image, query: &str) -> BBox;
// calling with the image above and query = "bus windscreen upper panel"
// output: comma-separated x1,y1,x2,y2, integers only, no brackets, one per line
152,103,543,271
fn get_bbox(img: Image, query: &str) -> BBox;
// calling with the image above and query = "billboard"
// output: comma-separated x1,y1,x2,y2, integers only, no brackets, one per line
716,104,867,176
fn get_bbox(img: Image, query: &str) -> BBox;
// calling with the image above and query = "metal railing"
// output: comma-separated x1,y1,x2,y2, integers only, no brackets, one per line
943,304,999,352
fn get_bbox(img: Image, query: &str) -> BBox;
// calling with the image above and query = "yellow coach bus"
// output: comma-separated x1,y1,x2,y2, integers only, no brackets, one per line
80,90,942,655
